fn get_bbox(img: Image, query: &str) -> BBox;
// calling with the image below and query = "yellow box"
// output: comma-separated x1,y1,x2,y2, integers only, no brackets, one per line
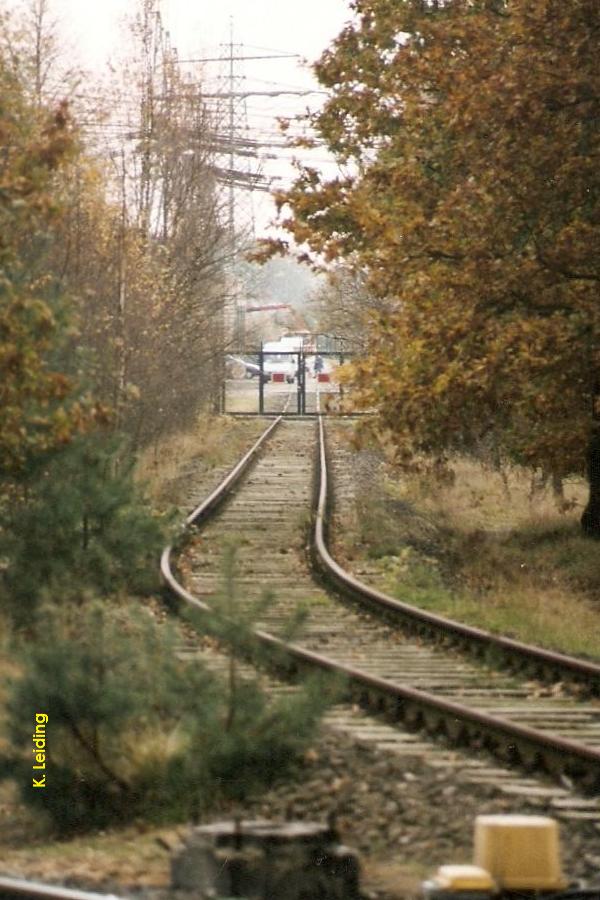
474,814,567,891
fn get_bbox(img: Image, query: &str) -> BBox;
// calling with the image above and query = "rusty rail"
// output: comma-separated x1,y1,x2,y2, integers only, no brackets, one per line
161,412,283,600
313,416,600,690
161,416,600,790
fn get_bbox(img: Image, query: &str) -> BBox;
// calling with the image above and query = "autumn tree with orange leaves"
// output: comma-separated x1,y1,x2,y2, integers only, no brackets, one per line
274,0,600,533
0,51,98,475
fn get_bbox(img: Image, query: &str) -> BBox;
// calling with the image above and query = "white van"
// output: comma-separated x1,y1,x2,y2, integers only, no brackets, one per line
262,338,303,383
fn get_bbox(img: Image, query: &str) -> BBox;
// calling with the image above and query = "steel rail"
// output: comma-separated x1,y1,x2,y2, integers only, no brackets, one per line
184,414,283,527
314,416,600,690
0,876,121,900
160,416,600,788
161,413,284,588
162,562,600,784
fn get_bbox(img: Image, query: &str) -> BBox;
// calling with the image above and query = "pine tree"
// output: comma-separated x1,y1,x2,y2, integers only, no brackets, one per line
180,543,332,812
1,602,220,831
1,559,330,833
0,435,171,624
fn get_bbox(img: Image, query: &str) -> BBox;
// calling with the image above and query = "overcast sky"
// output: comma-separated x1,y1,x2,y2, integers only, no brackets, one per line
46,0,353,72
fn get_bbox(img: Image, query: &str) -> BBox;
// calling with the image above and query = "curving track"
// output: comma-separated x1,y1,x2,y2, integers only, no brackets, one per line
162,416,600,809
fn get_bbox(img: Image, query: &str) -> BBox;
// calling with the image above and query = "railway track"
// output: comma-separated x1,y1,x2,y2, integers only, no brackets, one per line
0,877,121,900
162,415,600,815
321,421,600,689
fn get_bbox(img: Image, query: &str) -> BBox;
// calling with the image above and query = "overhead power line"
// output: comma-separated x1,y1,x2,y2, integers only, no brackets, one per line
177,53,301,63
201,89,326,99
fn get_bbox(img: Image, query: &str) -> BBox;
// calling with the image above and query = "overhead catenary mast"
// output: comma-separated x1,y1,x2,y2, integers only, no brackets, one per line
210,23,296,345
227,17,236,248
185,36,321,245
174,29,327,347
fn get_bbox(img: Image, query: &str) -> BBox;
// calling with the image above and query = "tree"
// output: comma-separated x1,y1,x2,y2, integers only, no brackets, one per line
309,265,388,350
273,0,600,533
0,49,94,477
2,590,327,833
10,0,231,452
128,41,229,440
0,435,171,624
50,0,231,446
15,0,80,107
2,603,223,831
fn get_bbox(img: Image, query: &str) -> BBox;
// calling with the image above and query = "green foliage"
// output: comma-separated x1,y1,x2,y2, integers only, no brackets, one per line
0,435,171,624
2,603,215,831
182,543,329,788
182,670,327,811
1,562,328,834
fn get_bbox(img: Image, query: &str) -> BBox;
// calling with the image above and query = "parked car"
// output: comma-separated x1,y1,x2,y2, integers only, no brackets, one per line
226,355,269,382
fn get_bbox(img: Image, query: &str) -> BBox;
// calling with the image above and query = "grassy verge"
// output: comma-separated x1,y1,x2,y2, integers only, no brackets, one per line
135,413,266,504
352,451,600,661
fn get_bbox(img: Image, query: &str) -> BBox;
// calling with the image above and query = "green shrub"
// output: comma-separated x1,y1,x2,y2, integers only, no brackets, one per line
0,435,172,624
1,592,327,834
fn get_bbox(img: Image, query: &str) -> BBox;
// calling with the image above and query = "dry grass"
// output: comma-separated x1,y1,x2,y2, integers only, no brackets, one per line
135,413,265,504
0,821,179,886
359,456,600,660
408,456,586,533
